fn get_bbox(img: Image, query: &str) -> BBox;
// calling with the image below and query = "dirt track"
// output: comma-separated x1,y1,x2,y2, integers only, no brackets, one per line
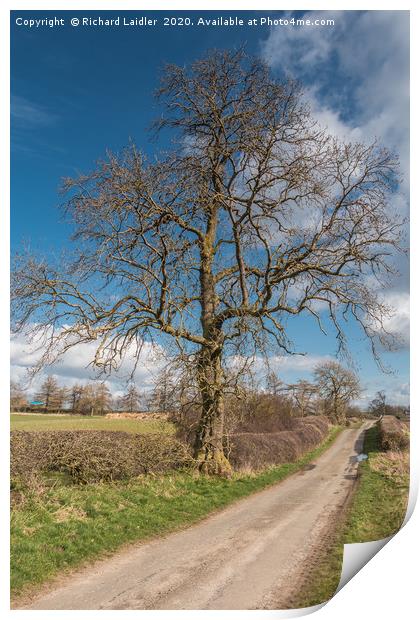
21,424,368,610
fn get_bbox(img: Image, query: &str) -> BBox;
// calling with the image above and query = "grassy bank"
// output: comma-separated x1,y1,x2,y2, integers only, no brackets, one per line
296,424,409,608
10,414,174,435
11,426,341,598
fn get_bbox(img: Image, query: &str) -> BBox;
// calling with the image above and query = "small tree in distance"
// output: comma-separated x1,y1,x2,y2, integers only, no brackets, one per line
314,361,361,424
286,380,321,417
12,49,403,474
94,382,112,416
10,380,27,411
34,375,63,412
151,366,179,413
120,383,143,413
265,371,283,397
369,391,387,418
69,383,84,413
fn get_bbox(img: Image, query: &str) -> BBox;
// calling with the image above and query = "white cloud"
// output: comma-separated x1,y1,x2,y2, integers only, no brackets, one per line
357,379,409,407
228,353,333,382
12,325,335,400
262,11,409,181
262,11,342,76
262,10,410,348
10,327,166,396
268,354,333,373
380,291,410,346
12,325,408,406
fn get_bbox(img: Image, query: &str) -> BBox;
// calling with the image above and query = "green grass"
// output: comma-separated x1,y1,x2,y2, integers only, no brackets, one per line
295,424,409,608
10,414,174,435
11,426,341,598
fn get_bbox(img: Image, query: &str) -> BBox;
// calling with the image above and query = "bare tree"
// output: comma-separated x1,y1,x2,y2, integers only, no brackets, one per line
75,382,112,416
265,371,283,396
10,380,27,411
151,366,180,413
120,383,143,412
313,361,361,424
369,390,387,419
286,379,320,417
92,382,112,416
77,384,96,416
69,383,84,413
12,50,402,473
56,386,68,411
34,375,63,412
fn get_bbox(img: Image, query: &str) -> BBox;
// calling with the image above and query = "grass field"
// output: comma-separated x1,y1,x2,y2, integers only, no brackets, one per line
295,424,410,608
10,414,174,435
11,426,342,598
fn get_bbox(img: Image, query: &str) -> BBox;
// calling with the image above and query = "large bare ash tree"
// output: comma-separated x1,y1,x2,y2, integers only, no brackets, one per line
12,50,403,474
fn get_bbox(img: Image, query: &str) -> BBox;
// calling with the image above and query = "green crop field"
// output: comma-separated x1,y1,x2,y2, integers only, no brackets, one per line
10,414,174,435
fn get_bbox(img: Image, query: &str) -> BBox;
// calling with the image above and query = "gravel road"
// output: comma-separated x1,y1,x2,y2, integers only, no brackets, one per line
21,424,368,610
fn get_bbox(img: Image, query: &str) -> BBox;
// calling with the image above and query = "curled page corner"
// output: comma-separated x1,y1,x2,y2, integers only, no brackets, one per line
334,470,416,598
286,536,394,616
336,536,392,593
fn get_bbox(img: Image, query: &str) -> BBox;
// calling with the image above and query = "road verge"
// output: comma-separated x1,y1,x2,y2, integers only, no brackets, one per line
294,423,409,607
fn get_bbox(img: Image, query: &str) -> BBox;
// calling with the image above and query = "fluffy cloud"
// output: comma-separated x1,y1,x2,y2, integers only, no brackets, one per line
13,326,408,406
381,292,410,347
10,328,166,397
228,352,333,382
262,11,409,184
357,379,409,407
262,10,409,349
268,353,333,373
11,326,333,398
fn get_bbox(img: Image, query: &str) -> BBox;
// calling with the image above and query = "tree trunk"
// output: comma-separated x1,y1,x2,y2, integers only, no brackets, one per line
195,177,232,476
333,395,347,425
194,344,232,476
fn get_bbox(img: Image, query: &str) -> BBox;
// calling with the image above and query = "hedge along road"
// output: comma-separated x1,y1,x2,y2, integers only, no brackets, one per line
22,423,370,610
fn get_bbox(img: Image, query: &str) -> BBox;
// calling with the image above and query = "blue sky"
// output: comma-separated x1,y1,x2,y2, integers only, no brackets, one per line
10,10,409,405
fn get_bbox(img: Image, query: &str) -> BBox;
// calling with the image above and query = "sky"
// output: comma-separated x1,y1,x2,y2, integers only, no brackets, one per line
10,10,410,405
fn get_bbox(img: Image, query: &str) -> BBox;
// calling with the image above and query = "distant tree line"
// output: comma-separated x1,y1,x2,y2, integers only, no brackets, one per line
10,369,194,416
10,377,145,416
10,362,409,422
266,364,408,422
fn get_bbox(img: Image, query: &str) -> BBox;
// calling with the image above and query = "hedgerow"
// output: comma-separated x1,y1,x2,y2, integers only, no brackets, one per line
378,416,410,451
11,415,332,488
11,430,192,485
228,416,330,471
